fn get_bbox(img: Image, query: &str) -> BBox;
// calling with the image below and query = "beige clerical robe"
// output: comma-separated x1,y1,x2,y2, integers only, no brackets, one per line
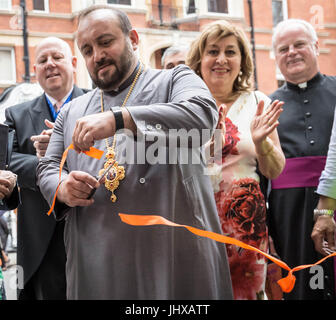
37,64,233,300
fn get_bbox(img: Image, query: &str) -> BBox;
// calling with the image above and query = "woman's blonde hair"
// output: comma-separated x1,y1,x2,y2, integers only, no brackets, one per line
186,20,254,95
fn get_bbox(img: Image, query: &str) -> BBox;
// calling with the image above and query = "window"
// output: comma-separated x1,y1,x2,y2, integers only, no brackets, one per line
272,0,287,27
33,0,49,12
208,0,228,13
186,0,196,14
0,0,11,10
107,0,132,5
0,48,16,84
275,64,285,86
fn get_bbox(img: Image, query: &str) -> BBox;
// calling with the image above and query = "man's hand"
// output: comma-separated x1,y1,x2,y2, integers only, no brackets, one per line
0,170,17,200
57,171,100,207
72,112,115,153
311,215,336,256
31,119,54,159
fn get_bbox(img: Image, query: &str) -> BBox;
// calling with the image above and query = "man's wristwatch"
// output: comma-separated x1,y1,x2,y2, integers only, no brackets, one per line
110,106,124,132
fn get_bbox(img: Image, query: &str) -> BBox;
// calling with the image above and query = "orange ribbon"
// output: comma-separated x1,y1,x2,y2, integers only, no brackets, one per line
119,213,336,293
45,144,336,294
46,144,104,216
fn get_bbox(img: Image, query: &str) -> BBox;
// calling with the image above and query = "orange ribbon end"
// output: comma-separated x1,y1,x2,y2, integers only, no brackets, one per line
82,146,104,160
68,144,104,160
277,272,296,293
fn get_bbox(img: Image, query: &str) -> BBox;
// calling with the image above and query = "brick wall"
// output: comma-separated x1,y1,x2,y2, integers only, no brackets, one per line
1,0,336,95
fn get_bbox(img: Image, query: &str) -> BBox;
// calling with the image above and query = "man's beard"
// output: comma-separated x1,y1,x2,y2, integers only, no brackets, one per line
91,42,134,91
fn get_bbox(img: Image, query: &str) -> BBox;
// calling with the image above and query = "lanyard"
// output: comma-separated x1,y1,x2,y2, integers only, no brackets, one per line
45,93,72,121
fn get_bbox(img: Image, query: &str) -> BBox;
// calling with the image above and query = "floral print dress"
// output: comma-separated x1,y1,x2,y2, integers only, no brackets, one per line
208,91,271,300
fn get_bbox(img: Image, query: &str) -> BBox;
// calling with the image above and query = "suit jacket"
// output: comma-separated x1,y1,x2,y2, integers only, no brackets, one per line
4,85,87,288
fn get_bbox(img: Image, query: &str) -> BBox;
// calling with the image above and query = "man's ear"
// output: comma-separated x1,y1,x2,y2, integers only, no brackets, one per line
72,56,78,71
129,29,139,51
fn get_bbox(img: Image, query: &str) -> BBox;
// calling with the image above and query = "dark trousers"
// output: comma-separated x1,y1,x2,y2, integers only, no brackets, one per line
19,221,66,300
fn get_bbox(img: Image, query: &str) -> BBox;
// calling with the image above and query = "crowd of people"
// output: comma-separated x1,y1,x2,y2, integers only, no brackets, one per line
0,4,335,300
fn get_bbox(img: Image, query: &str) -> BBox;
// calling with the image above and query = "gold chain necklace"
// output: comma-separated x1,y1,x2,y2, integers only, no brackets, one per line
99,63,143,202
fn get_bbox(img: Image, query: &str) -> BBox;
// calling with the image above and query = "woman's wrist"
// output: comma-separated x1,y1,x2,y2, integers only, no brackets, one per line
256,138,274,157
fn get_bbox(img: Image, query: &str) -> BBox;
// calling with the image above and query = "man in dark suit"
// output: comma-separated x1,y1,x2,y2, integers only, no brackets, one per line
5,37,88,300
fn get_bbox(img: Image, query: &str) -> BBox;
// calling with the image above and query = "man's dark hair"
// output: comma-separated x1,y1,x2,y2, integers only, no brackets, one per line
78,4,132,35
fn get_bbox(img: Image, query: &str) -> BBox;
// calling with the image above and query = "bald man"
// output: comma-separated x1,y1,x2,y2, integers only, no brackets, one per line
5,37,88,300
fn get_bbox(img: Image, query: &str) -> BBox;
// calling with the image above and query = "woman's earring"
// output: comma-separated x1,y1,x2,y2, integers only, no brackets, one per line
238,70,243,83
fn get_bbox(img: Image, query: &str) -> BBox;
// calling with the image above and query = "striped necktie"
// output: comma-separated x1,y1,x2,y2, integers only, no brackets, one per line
54,101,63,112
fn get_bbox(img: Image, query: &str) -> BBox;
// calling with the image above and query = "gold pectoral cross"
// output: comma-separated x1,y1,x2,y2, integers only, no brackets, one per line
99,63,143,202
99,147,125,202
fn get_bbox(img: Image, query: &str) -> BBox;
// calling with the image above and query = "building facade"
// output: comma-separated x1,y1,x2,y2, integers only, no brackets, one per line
0,0,335,96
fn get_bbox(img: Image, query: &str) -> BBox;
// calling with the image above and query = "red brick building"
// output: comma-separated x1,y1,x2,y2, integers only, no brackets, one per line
0,0,335,95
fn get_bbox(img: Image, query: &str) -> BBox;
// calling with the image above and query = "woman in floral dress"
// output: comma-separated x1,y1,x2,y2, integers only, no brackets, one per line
187,20,285,299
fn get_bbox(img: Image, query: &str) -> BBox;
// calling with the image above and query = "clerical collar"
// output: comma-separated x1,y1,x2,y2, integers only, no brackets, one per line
286,72,323,91
108,62,141,96
298,82,307,89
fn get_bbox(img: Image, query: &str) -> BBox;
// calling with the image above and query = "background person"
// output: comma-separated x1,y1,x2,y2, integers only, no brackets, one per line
5,37,88,300
0,170,17,274
161,45,188,69
312,110,336,257
0,169,17,300
187,20,285,300
267,19,336,300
